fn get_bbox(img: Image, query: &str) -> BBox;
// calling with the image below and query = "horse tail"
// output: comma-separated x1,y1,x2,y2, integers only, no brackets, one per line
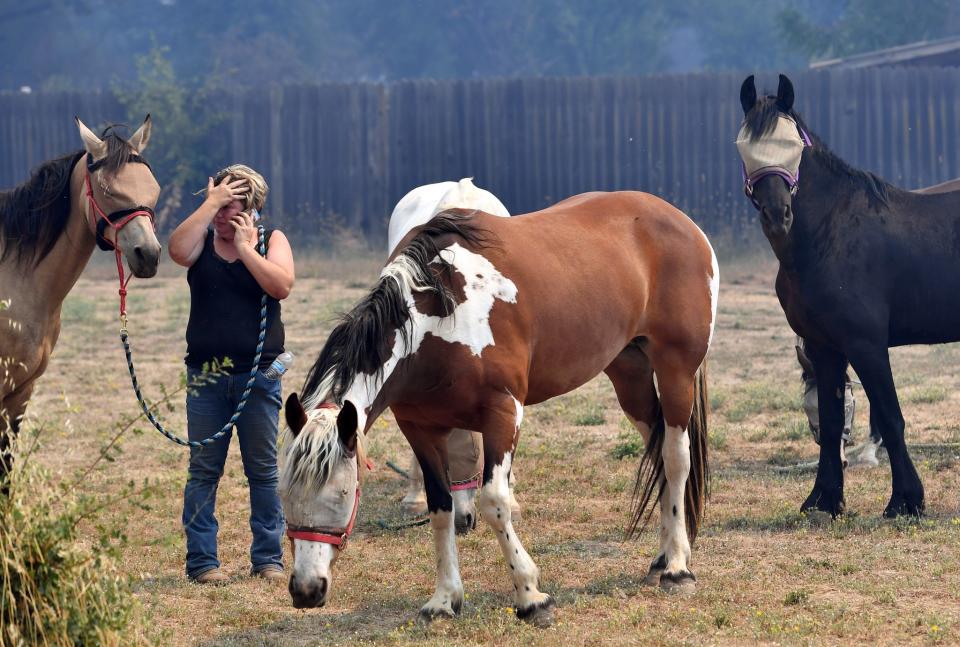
627,361,710,543
685,362,710,543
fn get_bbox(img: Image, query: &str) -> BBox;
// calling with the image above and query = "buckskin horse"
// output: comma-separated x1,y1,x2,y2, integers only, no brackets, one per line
736,74,960,518
388,177,519,531
278,190,717,625
0,116,161,484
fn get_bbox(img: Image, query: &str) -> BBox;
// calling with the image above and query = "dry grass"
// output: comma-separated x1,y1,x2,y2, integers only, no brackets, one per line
23,249,960,646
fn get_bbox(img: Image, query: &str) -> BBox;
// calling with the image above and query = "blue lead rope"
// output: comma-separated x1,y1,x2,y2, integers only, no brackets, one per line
121,226,268,448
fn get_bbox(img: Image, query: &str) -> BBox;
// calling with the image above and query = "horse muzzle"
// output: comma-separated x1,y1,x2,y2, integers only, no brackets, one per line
289,573,329,608
760,204,793,238
126,241,161,278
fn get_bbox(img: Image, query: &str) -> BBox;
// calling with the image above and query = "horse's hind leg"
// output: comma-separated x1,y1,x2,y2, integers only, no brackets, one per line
401,448,428,515
606,340,659,443
397,420,464,620
645,341,709,594
477,393,554,627
604,340,666,584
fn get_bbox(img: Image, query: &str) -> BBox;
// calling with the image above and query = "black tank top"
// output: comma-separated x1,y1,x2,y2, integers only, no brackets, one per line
185,229,284,374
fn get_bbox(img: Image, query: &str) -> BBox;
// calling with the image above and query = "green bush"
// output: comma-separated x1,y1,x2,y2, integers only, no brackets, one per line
611,432,645,460
0,445,152,646
0,351,215,646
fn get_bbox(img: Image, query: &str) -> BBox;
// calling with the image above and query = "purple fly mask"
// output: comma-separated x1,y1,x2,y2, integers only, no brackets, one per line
736,115,812,209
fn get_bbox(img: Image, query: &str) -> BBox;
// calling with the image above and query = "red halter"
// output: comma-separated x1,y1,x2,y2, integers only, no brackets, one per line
83,154,156,323
286,486,361,551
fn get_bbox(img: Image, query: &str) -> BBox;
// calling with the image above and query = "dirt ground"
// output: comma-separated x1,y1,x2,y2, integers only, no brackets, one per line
23,249,960,646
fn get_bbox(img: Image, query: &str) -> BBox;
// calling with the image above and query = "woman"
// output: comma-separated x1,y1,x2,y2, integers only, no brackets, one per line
168,165,295,584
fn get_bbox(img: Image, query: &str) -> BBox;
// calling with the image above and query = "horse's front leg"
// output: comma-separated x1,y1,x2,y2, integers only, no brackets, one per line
801,340,848,516
478,395,555,627
0,379,36,493
847,342,924,517
397,420,464,620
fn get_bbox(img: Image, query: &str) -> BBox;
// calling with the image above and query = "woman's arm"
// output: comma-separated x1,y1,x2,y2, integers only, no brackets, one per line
168,177,248,267
235,225,296,300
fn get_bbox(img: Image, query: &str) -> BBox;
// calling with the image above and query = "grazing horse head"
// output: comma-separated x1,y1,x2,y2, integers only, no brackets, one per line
736,74,810,240
279,393,361,608
75,115,162,277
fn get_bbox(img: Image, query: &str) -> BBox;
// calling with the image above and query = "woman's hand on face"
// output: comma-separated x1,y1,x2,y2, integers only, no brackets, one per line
204,176,249,209
229,211,258,250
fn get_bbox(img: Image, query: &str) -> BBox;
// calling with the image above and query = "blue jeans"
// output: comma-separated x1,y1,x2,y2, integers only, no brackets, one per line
182,367,285,578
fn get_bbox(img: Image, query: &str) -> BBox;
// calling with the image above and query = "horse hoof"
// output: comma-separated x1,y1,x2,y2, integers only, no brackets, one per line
883,493,924,518
516,595,556,628
417,604,459,623
659,570,696,595
801,485,845,518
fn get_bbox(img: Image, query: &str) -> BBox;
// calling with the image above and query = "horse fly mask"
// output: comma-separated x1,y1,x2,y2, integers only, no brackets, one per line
736,115,811,210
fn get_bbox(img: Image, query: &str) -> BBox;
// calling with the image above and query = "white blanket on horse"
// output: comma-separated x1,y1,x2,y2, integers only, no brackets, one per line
387,178,510,256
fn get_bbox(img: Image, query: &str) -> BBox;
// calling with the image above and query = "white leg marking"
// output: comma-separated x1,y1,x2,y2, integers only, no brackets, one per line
856,436,882,468
479,451,548,610
421,509,464,618
661,424,692,574
401,449,427,515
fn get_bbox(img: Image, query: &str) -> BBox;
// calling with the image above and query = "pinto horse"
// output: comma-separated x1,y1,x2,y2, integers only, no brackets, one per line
0,117,161,484
279,191,717,624
736,74,960,518
388,177,516,531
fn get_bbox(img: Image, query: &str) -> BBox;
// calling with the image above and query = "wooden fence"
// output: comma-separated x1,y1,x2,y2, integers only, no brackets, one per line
3,67,960,245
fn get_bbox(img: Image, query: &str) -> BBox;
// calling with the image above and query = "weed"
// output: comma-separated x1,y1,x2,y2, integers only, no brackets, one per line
611,432,644,460
905,385,947,405
784,590,809,606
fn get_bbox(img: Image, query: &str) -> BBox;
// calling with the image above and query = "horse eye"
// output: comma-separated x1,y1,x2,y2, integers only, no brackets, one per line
341,489,348,496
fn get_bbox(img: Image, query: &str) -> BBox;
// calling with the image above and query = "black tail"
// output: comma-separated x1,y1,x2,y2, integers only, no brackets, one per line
627,362,710,542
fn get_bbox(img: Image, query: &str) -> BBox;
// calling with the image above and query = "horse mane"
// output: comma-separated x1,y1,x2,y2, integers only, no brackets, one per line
300,211,494,408
0,124,142,267
743,96,890,207
0,151,83,266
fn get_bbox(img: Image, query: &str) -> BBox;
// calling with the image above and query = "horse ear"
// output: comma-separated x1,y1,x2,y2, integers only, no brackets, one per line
740,75,757,115
777,74,795,112
128,114,152,153
284,392,308,436
337,401,358,452
75,116,107,159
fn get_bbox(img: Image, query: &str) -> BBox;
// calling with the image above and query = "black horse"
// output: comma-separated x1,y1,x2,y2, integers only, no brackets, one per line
736,74,960,518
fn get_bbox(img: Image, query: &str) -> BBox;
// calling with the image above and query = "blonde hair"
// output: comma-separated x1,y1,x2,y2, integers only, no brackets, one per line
214,164,269,213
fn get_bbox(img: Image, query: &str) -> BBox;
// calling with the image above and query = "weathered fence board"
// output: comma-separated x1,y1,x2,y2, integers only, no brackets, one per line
3,68,960,244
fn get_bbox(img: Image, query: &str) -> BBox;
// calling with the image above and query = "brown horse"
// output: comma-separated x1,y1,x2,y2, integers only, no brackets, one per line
279,191,717,625
0,116,161,483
